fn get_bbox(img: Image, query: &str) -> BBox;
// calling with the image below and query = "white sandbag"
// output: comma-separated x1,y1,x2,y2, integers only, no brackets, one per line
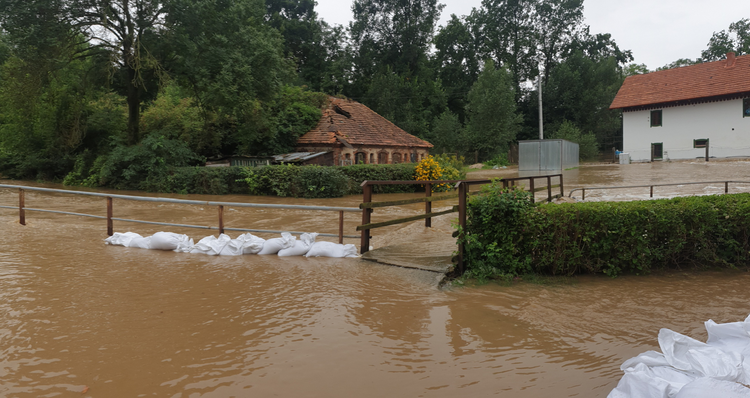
257,232,295,255
305,241,360,258
190,234,232,256
608,362,674,398
674,377,750,398
149,232,193,251
659,328,743,380
105,232,143,247
128,236,152,249
278,233,318,256
219,233,266,256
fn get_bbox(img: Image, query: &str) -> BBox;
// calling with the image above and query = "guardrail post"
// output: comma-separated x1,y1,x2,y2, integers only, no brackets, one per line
457,182,467,275
338,211,344,244
425,183,432,227
360,183,372,254
19,188,25,225
218,205,224,235
107,197,113,236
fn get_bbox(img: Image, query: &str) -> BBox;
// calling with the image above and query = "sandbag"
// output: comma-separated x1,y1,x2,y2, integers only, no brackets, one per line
305,241,360,258
190,234,232,256
218,233,266,256
278,233,318,257
105,232,143,247
609,315,750,398
257,232,295,255
149,232,193,251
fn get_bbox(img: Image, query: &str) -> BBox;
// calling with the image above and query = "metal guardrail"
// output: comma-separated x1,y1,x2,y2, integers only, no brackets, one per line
0,184,360,242
568,180,750,200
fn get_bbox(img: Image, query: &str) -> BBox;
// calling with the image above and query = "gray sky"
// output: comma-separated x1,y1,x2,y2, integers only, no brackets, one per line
315,0,750,70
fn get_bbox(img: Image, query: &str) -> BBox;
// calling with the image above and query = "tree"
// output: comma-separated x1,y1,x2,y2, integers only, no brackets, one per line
702,19,750,61
433,13,481,121
348,0,444,96
475,0,538,96
656,58,701,71
465,60,521,161
549,120,598,160
533,0,584,84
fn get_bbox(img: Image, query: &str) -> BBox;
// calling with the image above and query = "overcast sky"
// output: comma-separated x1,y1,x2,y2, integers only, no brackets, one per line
315,0,750,71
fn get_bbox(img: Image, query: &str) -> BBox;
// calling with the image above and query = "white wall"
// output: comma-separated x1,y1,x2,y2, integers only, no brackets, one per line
623,99,750,161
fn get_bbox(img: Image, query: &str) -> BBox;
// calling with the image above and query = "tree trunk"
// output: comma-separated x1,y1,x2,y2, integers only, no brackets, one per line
125,60,140,145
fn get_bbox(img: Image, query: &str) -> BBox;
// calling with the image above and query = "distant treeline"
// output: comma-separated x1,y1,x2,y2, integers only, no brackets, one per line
0,0,746,186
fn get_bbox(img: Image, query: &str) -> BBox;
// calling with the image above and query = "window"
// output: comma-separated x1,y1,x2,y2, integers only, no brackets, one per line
369,153,374,164
650,110,662,127
392,153,402,164
378,152,388,164
694,139,708,148
744,98,750,117
355,152,365,164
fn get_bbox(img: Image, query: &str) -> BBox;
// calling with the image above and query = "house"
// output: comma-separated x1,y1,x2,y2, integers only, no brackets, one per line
295,97,433,165
610,52,750,162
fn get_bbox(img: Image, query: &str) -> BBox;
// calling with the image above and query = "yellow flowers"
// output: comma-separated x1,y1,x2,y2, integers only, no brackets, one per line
414,155,446,192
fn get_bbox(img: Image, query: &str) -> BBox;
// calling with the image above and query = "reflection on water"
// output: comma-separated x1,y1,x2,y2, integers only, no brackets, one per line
3,168,750,397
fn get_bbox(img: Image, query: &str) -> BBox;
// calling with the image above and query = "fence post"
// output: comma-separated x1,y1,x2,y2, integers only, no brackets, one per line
218,205,224,235
338,211,344,244
725,181,729,194
457,182,467,275
360,183,372,254
650,186,654,198
529,178,535,203
559,174,564,198
582,188,586,200
107,197,113,236
19,188,25,226
425,183,432,227
546,176,552,201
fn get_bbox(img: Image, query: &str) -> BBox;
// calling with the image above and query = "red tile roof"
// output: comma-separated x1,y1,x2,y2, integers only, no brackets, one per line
610,53,750,110
296,97,433,148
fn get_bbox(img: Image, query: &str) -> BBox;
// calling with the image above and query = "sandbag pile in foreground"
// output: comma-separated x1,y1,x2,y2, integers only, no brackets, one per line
608,315,750,398
105,231,359,258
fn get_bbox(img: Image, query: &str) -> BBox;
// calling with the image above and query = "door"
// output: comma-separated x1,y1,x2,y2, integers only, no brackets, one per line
651,143,663,161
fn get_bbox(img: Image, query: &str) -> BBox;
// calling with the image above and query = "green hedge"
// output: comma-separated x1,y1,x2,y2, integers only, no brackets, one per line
105,163,419,197
460,181,750,279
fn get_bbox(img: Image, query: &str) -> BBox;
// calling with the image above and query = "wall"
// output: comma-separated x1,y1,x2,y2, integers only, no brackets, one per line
296,145,430,166
623,98,750,161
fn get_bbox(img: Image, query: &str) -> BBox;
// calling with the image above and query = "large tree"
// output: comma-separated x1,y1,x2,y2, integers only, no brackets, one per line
702,19,750,61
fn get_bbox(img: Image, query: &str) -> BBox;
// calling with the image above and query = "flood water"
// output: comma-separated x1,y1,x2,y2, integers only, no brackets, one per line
2,161,750,397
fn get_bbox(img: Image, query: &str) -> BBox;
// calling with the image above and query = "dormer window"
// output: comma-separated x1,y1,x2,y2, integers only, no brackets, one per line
650,110,662,127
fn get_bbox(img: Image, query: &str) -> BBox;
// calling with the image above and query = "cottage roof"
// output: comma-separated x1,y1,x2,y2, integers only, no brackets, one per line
610,53,750,110
297,97,433,148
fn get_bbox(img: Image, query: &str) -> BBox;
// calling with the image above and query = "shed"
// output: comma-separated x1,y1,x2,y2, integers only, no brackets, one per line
519,139,579,171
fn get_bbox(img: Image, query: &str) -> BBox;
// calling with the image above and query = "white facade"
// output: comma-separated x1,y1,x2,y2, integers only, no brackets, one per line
623,98,750,162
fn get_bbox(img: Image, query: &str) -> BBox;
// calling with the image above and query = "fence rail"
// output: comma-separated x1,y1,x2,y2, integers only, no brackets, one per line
568,180,750,200
0,184,360,242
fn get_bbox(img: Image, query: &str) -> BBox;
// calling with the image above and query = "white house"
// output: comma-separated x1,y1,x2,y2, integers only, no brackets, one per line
610,52,750,162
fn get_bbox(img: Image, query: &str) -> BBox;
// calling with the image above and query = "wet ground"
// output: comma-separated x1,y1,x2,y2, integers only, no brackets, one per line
2,160,750,397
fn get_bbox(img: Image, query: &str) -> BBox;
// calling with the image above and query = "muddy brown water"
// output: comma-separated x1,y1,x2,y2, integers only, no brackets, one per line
3,162,750,397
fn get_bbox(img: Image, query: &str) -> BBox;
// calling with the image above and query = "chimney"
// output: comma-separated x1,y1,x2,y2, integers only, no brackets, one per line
726,52,736,67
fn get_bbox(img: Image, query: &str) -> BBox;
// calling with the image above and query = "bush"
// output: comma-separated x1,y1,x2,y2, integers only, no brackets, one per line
339,163,418,194
483,153,509,168
293,166,349,198
459,187,750,279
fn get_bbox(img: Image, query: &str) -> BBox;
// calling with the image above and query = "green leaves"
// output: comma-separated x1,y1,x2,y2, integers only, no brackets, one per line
460,192,750,279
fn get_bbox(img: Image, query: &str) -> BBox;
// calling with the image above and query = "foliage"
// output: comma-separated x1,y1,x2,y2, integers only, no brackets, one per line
414,155,449,192
483,154,509,168
459,182,535,281
549,120,599,161
465,60,521,161
459,191,750,279
293,166,349,198
702,19,750,61
95,135,205,190
339,163,418,194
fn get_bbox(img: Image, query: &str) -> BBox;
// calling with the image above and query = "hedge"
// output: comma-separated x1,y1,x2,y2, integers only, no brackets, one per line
121,163,419,197
459,181,750,279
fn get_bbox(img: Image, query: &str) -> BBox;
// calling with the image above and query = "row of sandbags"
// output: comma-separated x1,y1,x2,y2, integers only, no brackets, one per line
104,231,359,258
608,315,750,398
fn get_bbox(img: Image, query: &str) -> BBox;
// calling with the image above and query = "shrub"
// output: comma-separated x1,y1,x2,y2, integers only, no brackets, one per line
293,166,349,198
339,163,418,194
459,189,750,279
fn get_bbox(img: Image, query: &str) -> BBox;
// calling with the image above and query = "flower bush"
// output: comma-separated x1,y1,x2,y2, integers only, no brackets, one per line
414,155,448,192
